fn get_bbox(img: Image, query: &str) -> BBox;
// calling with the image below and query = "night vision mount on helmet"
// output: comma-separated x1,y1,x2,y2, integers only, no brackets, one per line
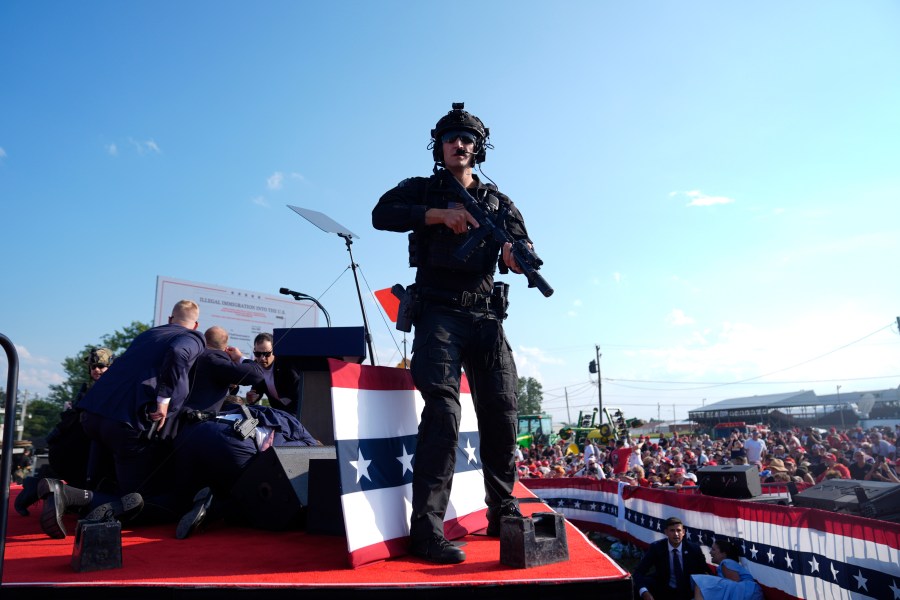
430,102,492,165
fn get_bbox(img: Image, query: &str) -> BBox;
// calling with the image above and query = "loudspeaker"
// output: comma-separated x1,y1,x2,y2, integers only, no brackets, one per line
792,479,900,522
306,458,345,536
230,445,336,531
697,464,762,499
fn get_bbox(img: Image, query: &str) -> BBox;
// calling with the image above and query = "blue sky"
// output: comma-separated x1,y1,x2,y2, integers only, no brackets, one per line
2,1,899,425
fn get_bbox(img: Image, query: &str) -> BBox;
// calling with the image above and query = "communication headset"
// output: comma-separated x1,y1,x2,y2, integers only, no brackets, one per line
429,102,491,165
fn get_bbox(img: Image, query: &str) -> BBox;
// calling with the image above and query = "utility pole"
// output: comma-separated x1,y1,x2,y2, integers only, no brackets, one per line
564,387,571,424
589,344,602,423
837,384,844,430
17,389,29,441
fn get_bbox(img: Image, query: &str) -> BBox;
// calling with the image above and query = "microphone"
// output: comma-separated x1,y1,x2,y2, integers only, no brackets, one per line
279,286,332,327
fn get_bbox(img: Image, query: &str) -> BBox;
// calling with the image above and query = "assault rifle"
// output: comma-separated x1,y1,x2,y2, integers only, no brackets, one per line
447,176,553,297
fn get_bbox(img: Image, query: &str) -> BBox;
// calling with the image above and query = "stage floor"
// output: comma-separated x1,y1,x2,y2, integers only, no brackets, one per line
2,484,632,599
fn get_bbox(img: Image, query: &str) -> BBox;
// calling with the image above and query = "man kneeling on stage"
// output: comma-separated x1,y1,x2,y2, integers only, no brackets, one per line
173,401,320,539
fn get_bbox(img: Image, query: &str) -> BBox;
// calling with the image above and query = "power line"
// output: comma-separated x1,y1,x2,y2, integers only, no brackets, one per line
539,321,898,395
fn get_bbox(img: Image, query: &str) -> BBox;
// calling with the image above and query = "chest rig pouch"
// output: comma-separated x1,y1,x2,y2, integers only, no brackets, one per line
409,181,504,273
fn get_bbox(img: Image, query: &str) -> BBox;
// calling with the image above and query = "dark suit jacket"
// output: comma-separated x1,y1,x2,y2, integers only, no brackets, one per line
79,323,205,438
633,538,707,599
185,349,265,414
245,358,303,417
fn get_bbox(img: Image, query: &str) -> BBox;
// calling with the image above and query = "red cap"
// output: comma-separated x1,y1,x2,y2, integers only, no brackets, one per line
825,453,837,461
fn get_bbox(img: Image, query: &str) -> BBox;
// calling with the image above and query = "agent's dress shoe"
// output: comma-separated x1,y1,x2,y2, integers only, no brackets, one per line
85,493,144,523
176,487,213,540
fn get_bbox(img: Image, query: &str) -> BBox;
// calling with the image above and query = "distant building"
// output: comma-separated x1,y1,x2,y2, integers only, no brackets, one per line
688,387,900,430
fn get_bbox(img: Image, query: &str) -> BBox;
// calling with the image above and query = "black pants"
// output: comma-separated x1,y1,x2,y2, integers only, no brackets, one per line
408,302,519,541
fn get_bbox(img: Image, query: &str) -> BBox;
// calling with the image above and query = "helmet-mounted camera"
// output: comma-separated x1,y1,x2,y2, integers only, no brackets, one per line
430,101,491,165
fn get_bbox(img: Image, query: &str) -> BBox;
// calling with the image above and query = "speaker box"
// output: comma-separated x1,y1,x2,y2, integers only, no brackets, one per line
306,458,345,536
230,445,336,531
792,479,900,522
697,464,762,499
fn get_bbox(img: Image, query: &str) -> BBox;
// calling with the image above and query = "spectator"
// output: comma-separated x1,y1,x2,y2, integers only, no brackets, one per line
848,450,870,480
691,538,764,600
743,430,766,465
815,453,850,483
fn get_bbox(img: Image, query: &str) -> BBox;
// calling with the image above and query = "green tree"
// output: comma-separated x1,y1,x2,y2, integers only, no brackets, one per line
46,320,149,407
517,376,543,415
22,398,60,441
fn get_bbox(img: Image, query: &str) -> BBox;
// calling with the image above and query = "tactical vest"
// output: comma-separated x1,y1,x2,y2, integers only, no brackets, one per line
408,178,506,274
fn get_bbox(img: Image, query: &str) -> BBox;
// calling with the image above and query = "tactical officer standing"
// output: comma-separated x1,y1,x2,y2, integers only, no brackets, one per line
372,103,535,564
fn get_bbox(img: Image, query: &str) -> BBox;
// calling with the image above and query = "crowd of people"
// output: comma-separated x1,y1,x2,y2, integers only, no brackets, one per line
514,422,900,489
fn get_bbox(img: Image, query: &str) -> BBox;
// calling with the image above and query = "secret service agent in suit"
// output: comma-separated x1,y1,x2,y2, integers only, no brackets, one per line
633,517,709,600
183,326,265,416
244,332,303,417
79,299,206,516
173,404,320,538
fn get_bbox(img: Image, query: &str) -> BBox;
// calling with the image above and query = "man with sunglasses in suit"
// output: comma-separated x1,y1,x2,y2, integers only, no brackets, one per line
373,103,538,564
245,332,302,417
634,517,709,599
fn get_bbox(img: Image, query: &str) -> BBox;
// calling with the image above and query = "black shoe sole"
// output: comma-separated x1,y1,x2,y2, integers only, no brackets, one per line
85,493,144,523
40,493,67,539
176,488,213,540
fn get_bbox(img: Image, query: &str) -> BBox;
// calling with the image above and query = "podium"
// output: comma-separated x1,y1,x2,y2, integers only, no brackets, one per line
273,326,366,446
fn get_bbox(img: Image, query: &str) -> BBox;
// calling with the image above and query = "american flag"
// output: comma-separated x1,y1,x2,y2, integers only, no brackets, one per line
525,478,900,600
328,359,489,568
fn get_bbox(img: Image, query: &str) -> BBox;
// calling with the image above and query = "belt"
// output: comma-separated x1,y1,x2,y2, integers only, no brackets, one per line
419,287,492,309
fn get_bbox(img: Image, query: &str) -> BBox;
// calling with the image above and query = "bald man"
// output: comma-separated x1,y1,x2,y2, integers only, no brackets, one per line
183,326,265,417
59,300,208,529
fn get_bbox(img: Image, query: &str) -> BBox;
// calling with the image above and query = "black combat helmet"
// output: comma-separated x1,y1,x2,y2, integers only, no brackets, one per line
430,102,491,165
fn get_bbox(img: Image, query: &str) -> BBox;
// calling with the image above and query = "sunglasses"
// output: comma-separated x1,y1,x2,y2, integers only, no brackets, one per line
253,351,273,358
90,364,108,370
441,130,477,145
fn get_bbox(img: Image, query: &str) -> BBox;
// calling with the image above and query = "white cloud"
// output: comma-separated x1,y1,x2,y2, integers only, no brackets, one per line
0,345,66,397
573,299,583,307
613,272,622,284
666,308,695,326
251,196,269,207
128,137,162,155
0,147,6,160
290,172,305,181
267,172,285,190
517,345,565,366
670,190,735,207
106,143,118,156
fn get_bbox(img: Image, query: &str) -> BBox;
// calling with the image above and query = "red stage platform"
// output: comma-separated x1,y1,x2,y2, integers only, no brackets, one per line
1,484,632,599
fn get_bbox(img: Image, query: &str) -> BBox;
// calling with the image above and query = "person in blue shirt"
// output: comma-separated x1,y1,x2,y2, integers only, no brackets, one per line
691,538,764,600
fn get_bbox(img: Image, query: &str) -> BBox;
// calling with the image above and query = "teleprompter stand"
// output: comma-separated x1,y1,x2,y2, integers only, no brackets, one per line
287,205,375,366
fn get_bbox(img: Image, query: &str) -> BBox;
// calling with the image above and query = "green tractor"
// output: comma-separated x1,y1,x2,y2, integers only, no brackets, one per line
516,413,557,449
557,407,645,453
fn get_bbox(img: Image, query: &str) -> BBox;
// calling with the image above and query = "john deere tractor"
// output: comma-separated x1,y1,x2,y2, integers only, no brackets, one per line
557,407,645,453
516,413,557,449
